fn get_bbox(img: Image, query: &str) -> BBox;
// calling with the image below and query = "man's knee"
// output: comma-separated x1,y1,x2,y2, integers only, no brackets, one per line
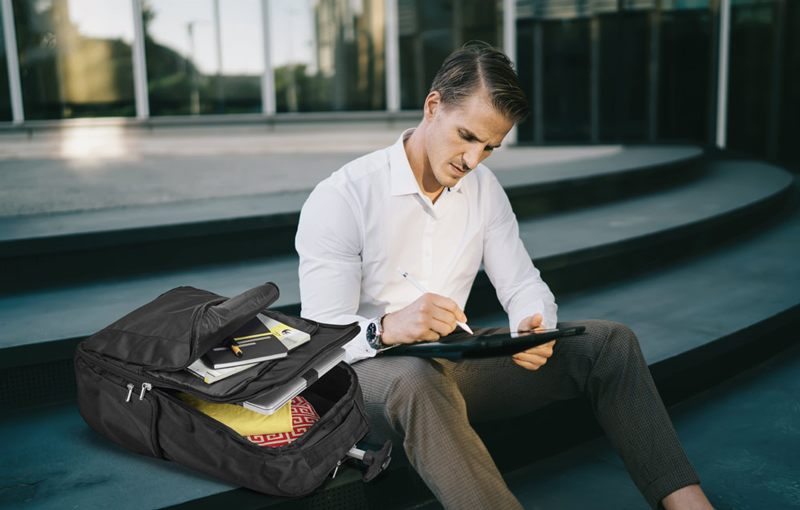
556,320,644,372
579,319,641,353
354,357,464,439
600,319,639,347
368,357,468,440
383,357,460,411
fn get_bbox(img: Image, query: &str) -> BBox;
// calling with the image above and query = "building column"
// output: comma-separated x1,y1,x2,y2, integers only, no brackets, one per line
260,0,276,115
385,0,400,112
503,0,517,144
590,15,600,143
131,0,150,120
647,3,661,142
1,0,24,124
715,0,731,148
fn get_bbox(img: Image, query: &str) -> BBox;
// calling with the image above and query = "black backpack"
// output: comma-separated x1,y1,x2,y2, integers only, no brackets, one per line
74,282,391,497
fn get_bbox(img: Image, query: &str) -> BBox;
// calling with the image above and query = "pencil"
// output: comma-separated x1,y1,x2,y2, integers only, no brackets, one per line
229,339,243,357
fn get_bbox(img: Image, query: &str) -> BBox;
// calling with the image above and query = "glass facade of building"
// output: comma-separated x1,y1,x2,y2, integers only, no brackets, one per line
12,0,136,119
144,0,263,116
0,0,796,167
515,2,715,145
270,0,385,113
398,0,502,109
0,7,11,121
727,0,797,163
657,5,713,144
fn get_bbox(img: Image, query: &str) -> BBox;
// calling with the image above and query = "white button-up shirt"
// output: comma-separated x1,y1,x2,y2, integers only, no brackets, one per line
296,129,558,364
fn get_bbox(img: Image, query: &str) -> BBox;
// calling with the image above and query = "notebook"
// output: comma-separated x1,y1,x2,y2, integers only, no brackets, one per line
177,392,293,436
203,313,312,369
186,357,257,384
204,334,287,369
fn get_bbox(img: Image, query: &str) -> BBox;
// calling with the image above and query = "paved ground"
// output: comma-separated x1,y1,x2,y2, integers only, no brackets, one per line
0,122,630,217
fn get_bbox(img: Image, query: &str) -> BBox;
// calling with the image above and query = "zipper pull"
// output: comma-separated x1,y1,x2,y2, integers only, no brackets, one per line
138,382,152,400
125,383,135,402
330,459,342,479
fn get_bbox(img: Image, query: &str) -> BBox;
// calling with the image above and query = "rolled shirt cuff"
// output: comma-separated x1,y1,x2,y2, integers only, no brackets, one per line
342,317,380,364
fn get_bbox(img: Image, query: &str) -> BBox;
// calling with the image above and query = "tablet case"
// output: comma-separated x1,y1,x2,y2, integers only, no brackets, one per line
385,326,586,359
74,282,391,497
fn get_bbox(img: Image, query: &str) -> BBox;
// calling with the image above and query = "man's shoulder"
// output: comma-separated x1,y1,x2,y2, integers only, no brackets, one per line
303,146,392,218
324,146,391,191
470,163,504,193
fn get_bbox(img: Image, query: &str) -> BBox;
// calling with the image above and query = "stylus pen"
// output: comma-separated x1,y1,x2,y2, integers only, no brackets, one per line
397,269,474,334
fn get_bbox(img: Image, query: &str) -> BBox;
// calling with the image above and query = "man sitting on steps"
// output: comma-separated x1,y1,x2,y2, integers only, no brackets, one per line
295,41,714,509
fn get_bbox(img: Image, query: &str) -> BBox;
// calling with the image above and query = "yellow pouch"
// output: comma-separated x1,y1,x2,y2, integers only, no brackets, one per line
178,393,292,436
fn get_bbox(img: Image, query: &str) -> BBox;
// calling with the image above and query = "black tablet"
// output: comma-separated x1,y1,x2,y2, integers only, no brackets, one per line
383,325,586,360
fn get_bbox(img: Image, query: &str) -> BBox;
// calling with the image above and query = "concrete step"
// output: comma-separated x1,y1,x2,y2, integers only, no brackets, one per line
0,158,790,364
1,184,797,510
0,146,704,292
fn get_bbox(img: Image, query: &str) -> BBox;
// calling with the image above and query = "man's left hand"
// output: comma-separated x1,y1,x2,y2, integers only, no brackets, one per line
513,313,555,371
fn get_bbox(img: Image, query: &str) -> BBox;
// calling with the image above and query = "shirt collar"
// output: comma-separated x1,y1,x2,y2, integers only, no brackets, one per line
389,129,421,196
389,128,467,197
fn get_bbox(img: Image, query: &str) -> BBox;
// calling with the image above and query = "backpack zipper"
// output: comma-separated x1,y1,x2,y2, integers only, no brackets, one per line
139,382,153,400
79,319,359,404
122,382,152,403
83,350,361,459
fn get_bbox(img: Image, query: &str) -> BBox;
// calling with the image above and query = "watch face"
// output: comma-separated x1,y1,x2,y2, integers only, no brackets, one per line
366,321,377,342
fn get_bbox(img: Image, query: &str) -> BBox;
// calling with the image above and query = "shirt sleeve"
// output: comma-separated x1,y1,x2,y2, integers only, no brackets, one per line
481,173,558,332
295,180,378,364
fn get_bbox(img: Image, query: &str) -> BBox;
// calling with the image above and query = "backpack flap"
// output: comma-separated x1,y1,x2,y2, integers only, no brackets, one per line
82,282,280,370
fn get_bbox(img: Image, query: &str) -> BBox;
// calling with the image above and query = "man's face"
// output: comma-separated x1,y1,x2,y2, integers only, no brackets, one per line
423,89,514,189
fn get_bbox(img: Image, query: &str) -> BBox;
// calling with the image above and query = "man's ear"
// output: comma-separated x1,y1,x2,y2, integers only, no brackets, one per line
423,90,442,120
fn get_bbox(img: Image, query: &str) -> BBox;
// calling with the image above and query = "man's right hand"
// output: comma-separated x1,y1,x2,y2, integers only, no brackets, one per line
380,293,468,346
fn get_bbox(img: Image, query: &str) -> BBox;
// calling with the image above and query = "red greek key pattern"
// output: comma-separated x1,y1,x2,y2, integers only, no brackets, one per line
246,396,320,448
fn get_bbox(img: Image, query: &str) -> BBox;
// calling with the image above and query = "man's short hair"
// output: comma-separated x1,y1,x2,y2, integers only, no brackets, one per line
430,41,529,123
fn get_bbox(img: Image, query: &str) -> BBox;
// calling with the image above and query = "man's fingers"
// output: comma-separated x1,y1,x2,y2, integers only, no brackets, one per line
429,315,456,336
512,357,546,371
524,340,556,357
518,313,544,332
429,307,458,330
513,352,549,366
514,341,555,359
428,294,468,323
417,327,441,342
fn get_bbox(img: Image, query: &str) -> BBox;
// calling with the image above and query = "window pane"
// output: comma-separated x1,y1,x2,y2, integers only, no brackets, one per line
516,2,715,145
598,12,649,142
542,18,591,141
398,0,501,110
0,7,12,121
144,0,263,116
657,7,712,142
515,17,536,143
727,1,777,157
269,0,385,113
779,0,800,167
13,0,136,120
218,0,264,113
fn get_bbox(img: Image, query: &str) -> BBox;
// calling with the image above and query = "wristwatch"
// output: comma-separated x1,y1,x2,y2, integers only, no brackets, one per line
366,316,387,351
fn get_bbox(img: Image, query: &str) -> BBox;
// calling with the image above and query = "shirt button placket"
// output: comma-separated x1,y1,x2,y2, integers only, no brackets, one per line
423,214,434,281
